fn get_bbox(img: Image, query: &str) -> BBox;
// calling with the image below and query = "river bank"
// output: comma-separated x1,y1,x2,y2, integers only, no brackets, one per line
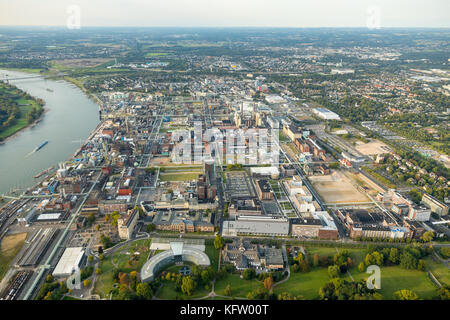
0,69,100,195
0,82,46,142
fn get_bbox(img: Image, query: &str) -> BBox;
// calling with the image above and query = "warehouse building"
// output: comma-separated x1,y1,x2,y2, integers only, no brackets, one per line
222,216,289,236
422,194,448,216
52,247,85,278
312,107,341,120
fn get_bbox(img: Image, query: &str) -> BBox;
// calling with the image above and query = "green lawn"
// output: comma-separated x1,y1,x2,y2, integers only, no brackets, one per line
273,267,330,300
424,256,450,287
351,265,438,299
93,256,116,299
156,279,210,300
214,273,263,298
0,91,43,140
159,173,200,181
204,240,220,270
94,239,151,299
145,52,169,57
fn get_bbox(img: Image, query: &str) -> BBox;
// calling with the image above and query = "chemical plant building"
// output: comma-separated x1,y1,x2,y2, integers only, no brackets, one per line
117,209,139,240
337,208,410,240
256,180,274,200
382,190,432,222
222,216,289,236
421,193,448,216
52,247,85,278
290,211,339,239
152,210,214,233
312,107,341,120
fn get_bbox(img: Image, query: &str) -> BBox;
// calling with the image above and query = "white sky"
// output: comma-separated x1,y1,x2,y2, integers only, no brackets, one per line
0,0,449,28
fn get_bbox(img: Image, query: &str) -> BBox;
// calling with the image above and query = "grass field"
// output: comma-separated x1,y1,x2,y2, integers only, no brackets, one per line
214,274,263,298
145,52,170,57
94,239,151,299
0,87,43,140
284,245,441,299
424,256,450,287
205,240,220,270
0,233,27,281
159,173,200,181
273,267,330,299
156,278,210,300
351,265,439,299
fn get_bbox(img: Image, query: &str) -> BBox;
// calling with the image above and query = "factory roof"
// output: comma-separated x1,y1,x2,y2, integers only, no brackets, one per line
52,247,85,277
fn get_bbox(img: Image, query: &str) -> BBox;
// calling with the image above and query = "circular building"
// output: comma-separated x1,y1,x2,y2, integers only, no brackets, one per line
140,241,210,282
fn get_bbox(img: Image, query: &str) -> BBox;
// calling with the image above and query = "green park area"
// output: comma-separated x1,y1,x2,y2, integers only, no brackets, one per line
0,83,44,140
214,273,264,298
273,245,446,300
92,237,448,300
159,173,200,181
94,238,152,299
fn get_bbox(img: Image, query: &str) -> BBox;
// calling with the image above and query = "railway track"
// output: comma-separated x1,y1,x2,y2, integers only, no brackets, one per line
0,271,32,300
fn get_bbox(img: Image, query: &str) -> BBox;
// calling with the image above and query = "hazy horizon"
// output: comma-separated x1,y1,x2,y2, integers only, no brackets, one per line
0,0,449,28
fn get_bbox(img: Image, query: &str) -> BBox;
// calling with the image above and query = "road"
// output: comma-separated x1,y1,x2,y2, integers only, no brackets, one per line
205,106,225,233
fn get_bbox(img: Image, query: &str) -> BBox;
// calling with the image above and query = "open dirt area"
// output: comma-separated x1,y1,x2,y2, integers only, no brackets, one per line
345,171,385,195
0,233,27,280
1,233,27,253
309,170,370,204
354,139,391,156
150,157,171,166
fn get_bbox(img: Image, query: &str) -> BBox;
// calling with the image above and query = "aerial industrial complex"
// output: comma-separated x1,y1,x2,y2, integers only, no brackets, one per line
0,26,448,302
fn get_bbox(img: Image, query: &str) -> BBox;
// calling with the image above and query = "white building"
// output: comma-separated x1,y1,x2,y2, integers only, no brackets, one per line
312,108,341,120
250,166,280,179
52,247,85,277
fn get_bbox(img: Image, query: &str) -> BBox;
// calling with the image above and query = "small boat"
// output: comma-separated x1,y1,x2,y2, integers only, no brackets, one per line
34,140,48,152
46,88,53,92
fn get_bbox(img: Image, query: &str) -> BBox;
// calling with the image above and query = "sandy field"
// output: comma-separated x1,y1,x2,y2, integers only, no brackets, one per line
309,170,370,204
354,139,391,156
1,233,27,253
150,157,171,166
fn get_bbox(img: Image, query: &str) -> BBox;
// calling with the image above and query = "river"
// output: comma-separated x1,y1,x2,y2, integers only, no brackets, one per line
0,70,100,195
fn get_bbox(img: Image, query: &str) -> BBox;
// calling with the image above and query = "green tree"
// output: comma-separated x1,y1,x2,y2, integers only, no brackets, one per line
313,253,319,267
181,276,196,296
264,277,274,291
358,262,365,273
214,235,225,250
394,289,418,300
243,268,256,280
328,265,340,278
400,252,418,270
83,279,91,288
224,284,232,297
136,283,153,300
417,259,426,271
421,231,434,243
389,248,399,264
